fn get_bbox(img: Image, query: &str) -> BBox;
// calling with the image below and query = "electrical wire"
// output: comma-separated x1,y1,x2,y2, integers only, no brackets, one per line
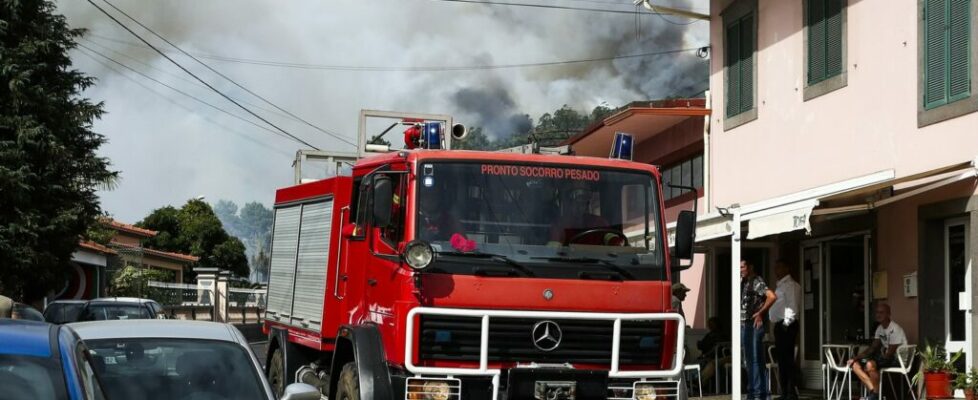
75,46,295,158
79,37,308,125
85,0,322,150
77,43,300,147
99,0,356,148
85,33,704,72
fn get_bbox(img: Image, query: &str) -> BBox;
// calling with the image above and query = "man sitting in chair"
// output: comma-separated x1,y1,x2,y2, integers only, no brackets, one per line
847,303,907,400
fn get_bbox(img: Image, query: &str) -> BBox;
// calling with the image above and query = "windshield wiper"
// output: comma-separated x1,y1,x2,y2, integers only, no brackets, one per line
530,256,636,280
438,251,536,277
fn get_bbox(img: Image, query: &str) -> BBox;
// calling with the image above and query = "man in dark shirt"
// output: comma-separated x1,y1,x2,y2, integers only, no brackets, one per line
741,260,777,400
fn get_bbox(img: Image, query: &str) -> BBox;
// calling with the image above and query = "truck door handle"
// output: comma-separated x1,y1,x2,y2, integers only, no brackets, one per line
368,279,377,286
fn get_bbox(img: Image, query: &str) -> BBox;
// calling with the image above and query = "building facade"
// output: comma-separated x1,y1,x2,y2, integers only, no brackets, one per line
702,0,978,393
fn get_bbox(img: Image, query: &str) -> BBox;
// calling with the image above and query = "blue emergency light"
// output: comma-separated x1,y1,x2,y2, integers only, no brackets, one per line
423,122,442,149
609,131,633,160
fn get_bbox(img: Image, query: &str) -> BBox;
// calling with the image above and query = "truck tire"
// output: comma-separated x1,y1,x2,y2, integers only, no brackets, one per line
334,362,361,400
268,347,285,397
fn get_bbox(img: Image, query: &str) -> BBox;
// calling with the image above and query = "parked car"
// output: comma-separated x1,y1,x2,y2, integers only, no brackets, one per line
70,320,318,400
44,300,88,324
12,302,44,321
78,297,166,322
0,320,106,400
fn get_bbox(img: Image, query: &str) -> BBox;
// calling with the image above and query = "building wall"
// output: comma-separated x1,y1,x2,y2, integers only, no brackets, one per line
110,233,142,247
632,118,704,167
142,256,185,283
708,0,978,209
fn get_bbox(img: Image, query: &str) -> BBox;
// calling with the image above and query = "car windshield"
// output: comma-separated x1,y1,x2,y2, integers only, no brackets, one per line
0,354,69,400
414,161,664,280
81,304,151,321
85,338,266,400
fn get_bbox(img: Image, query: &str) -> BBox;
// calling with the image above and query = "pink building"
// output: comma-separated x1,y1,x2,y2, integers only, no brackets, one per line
700,0,978,393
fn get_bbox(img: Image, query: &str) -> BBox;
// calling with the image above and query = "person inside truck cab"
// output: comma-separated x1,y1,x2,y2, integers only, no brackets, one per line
547,184,623,246
417,187,464,242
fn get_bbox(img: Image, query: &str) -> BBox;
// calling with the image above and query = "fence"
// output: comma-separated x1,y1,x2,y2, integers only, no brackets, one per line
147,281,215,321
225,287,267,324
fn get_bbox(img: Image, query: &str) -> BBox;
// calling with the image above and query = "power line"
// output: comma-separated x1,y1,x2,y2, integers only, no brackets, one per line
99,0,356,148
429,0,645,14
86,33,703,72
85,0,321,150
75,46,294,158
77,43,300,147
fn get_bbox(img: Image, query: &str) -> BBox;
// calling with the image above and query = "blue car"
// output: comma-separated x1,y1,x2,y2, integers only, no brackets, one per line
0,320,105,400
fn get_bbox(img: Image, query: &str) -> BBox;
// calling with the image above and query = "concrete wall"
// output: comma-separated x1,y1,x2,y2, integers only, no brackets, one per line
708,0,978,210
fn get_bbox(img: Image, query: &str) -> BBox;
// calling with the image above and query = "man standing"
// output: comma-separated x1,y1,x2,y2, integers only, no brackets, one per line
848,303,907,400
770,260,802,399
672,282,692,319
741,260,777,400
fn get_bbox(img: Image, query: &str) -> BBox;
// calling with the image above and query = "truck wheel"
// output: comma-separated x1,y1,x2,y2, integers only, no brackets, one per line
268,347,285,397
335,362,360,400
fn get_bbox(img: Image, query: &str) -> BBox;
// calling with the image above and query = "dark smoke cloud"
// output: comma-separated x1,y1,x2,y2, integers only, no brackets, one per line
452,85,532,140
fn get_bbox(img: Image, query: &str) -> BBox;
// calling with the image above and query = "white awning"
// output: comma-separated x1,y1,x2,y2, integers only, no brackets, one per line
746,200,818,239
663,212,733,246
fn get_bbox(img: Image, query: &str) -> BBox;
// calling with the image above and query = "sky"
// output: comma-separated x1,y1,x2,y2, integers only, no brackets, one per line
56,0,709,223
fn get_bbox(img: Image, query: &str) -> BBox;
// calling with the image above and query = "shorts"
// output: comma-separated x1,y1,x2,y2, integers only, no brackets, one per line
860,355,898,369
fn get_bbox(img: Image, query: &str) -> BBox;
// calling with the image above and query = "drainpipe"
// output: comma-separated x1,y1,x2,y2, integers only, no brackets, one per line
730,205,742,400
703,90,712,212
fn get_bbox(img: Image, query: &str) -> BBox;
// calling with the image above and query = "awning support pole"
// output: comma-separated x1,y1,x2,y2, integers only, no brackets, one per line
731,206,742,400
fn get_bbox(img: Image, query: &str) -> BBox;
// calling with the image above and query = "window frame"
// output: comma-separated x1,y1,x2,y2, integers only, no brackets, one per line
918,0,978,127
803,0,848,101
722,0,759,130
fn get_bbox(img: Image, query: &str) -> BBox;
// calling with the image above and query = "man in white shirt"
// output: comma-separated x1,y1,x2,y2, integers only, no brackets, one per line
848,303,907,400
769,260,802,400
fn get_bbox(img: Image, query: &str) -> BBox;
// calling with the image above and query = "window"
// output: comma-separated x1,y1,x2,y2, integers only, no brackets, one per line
924,0,971,109
807,0,844,85
804,0,847,100
919,0,976,126
723,0,758,129
661,154,703,202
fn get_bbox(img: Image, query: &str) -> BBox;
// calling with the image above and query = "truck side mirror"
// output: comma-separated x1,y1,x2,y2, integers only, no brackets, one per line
674,210,695,260
372,174,393,228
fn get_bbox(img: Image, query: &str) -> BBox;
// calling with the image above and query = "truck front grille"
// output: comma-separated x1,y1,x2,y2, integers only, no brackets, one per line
418,315,664,365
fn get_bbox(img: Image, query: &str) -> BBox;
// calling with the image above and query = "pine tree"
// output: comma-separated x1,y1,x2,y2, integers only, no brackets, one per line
0,0,116,300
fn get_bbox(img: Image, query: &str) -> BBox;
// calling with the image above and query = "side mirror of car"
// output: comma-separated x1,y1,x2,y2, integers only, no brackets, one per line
674,210,696,260
372,174,393,229
281,383,321,400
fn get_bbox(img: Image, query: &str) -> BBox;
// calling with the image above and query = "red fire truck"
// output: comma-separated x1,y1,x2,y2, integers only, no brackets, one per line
262,111,697,400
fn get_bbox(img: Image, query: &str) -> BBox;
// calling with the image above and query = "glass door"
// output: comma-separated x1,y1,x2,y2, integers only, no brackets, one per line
800,244,822,388
945,218,972,383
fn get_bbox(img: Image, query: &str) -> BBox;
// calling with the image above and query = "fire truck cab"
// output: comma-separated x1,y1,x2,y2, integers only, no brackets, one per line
263,111,696,400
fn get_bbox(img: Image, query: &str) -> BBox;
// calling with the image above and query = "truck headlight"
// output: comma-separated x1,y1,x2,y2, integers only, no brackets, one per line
633,383,657,400
404,240,434,270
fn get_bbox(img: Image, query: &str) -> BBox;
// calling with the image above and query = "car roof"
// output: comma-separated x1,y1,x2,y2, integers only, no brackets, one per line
0,320,56,357
47,300,88,305
68,320,241,343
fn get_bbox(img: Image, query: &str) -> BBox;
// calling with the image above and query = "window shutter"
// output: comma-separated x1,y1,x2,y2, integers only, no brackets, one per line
925,0,949,109
808,0,827,84
825,0,844,78
740,14,755,112
948,0,971,102
727,21,742,117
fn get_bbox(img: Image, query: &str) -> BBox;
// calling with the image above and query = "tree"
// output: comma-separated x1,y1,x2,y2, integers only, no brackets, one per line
0,0,117,300
138,200,250,278
109,266,172,298
212,200,273,281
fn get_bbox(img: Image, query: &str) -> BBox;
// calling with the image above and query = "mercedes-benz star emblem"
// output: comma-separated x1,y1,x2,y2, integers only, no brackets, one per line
532,320,562,352
542,289,554,301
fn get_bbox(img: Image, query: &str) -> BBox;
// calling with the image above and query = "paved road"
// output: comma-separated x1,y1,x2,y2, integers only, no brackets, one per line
250,340,268,368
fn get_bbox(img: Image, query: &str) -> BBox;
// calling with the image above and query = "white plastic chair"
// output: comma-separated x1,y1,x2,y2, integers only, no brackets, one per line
681,349,703,398
824,345,855,400
766,344,801,398
879,344,917,400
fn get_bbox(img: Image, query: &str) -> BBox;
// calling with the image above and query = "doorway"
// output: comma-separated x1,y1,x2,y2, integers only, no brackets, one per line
712,246,772,340
799,234,871,389
945,218,972,381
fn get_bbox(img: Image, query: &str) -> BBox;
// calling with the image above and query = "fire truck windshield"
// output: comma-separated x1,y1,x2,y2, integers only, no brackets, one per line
415,161,665,281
